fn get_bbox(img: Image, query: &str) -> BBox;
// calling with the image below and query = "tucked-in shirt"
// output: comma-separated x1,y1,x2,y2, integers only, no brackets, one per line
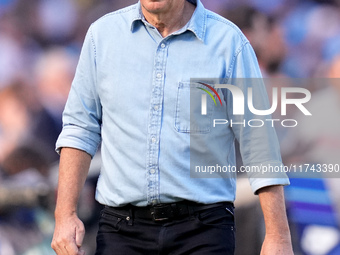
56,0,289,207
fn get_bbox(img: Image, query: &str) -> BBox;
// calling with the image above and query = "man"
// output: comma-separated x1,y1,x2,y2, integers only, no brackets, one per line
51,0,293,254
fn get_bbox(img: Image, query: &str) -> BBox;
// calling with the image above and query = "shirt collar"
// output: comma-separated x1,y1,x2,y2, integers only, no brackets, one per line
130,0,206,42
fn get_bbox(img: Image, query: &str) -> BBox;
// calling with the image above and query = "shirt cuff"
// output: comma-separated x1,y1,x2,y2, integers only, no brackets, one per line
246,161,290,194
55,124,101,158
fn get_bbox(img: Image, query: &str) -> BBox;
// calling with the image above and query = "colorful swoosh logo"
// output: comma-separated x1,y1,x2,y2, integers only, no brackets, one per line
197,82,223,106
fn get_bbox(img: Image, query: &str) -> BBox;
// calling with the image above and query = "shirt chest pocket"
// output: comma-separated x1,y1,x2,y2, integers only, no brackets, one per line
174,81,217,134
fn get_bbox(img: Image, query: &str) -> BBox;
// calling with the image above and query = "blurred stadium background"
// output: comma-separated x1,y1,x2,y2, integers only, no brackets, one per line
1,0,340,254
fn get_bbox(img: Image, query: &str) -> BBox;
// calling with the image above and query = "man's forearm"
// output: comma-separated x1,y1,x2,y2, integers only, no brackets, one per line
258,185,293,254
52,147,91,254
258,185,290,236
55,147,91,217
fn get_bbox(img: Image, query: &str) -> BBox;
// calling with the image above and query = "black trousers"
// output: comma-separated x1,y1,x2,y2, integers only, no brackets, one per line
95,202,235,255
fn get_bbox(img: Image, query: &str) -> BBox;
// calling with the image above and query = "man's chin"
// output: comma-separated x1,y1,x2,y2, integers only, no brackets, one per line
141,0,172,14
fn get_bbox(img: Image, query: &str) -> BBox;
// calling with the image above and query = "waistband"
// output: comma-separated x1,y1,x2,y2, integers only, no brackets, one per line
104,201,234,223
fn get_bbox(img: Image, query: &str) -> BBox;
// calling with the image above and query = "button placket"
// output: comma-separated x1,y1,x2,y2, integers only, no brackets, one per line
146,40,168,205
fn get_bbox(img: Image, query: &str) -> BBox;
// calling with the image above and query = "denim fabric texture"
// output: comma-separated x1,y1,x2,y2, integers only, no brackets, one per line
95,204,235,255
56,0,289,207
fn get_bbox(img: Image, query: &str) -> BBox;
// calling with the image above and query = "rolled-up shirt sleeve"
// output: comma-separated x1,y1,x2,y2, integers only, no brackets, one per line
228,42,290,194
56,25,102,157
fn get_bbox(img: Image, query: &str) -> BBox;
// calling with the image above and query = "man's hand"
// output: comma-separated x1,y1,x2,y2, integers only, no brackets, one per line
258,185,294,255
260,233,293,255
51,213,85,255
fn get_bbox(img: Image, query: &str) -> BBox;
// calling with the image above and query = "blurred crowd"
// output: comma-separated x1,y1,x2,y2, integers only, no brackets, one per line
0,0,340,254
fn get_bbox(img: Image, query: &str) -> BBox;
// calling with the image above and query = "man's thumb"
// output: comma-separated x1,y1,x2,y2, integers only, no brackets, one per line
75,224,85,248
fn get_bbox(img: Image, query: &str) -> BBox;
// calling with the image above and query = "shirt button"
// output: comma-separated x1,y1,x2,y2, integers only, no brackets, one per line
154,105,159,111
160,43,166,48
156,73,162,79
150,169,156,174
151,137,157,143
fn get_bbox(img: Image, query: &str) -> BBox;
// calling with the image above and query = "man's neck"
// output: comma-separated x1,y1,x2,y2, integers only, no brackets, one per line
141,1,196,38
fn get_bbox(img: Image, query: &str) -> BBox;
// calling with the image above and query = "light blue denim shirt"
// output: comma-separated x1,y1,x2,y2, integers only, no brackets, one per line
56,0,289,207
